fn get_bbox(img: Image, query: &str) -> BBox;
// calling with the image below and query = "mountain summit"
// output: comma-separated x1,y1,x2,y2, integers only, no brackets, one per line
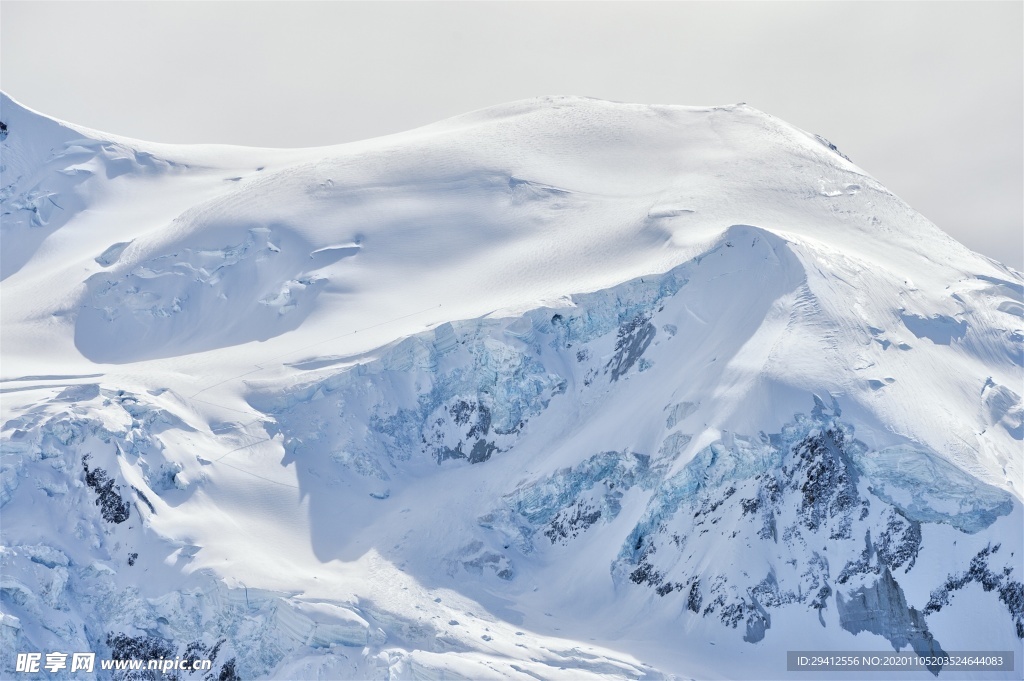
2,93,1021,679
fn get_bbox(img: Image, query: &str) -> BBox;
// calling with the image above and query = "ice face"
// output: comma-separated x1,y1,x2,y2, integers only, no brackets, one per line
479,450,658,553
852,445,1013,533
265,317,569,476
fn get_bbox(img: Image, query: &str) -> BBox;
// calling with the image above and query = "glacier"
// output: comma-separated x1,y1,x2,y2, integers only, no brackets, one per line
2,92,1022,679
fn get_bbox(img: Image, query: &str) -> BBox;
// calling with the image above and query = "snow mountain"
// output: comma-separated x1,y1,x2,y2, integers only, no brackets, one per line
1,92,1022,680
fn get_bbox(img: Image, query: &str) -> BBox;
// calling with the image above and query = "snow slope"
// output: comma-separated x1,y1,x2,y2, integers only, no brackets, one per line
1,92,1022,680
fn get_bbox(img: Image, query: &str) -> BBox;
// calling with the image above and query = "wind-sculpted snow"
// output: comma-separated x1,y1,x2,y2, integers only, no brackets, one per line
76,225,354,363
1,95,183,280
983,380,1024,441
899,313,969,346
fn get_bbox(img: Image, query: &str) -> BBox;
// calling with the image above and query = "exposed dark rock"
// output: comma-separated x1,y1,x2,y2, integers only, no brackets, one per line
629,536,662,587
925,544,1024,638
811,584,832,627
791,427,858,539
217,658,240,681
750,570,797,609
84,455,130,523
687,579,702,613
656,581,681,596
132,485,156,514
876,509,921,571
436,444,466,463
740,497,760,516
814,134,852,162
837,531,880,585
450,400,475,426
182,638,223,677
468,439,497,464
106,633,177,680
545,502,602,544
629,560,662,587
1001,582,1024,638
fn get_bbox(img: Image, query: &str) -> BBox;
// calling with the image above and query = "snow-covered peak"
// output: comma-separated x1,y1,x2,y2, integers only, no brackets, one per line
1,93,1021,680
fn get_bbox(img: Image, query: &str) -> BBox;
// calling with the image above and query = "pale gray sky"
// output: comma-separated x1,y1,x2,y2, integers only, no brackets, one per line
2,1,1021,268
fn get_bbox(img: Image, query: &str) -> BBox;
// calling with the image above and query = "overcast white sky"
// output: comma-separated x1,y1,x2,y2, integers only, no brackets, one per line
2,1,1021,268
